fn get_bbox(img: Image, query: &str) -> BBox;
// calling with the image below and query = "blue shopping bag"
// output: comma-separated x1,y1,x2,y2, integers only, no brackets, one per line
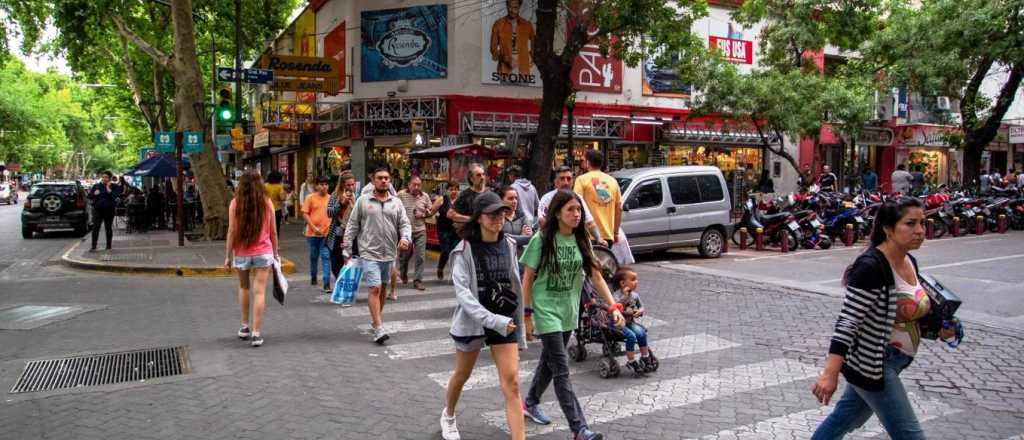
331,259,363,304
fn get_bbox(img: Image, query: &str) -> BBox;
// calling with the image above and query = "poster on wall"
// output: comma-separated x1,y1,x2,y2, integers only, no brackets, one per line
361,5,448,82
481,0,542,87
295,9,317,103
323,21,347,92
567,2,621,94
641,46,692,98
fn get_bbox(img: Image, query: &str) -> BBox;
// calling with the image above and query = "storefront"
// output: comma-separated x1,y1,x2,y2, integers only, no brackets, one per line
893,125,960,186
658,123,771,196
252,129,300,179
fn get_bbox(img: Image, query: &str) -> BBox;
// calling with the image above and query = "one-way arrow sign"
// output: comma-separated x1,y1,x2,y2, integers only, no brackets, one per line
217,67,236,82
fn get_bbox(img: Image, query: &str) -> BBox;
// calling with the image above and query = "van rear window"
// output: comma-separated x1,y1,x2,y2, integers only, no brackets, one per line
668,174,723,204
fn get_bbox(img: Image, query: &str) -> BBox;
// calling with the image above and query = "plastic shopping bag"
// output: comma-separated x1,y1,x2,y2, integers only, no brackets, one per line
331,258,363,305
272,257,289,305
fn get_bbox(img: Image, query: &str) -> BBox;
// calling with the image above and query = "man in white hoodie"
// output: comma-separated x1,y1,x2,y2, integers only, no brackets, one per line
508,166,539,227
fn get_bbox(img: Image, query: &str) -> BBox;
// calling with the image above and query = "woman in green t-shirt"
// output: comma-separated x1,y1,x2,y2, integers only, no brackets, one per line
520,190,624,440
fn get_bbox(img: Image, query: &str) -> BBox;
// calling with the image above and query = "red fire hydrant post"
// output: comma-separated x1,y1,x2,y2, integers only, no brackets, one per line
845,223,854,247
999,214,1007,234
780,231,789,253
925,218,935,240
976,215,985,235
755,227,764,251
739,227,748,250
951,216,960,237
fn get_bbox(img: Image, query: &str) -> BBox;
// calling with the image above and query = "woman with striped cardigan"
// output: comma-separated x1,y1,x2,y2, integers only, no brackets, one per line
812,197,959,440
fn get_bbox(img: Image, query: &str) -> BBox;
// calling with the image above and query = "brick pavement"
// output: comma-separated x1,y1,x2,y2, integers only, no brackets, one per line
0,262,1022,440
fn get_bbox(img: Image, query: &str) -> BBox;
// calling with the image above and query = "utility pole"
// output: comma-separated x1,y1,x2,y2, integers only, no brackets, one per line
234,0,242,132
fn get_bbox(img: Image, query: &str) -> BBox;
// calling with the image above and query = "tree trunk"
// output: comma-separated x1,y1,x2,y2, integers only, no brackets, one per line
959,63,1023,185
168,0,230,239
528,78,572,194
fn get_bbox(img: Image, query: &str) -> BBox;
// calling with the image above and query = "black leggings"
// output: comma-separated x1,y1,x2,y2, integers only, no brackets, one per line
91,208,115,249
329,237,346,278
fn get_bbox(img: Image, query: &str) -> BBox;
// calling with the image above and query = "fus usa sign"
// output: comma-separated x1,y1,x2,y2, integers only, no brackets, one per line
709,36,753,64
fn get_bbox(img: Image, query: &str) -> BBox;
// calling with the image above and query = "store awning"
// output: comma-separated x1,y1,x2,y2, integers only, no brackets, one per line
123,154,191,178
409,143,494,159
660,124,778,145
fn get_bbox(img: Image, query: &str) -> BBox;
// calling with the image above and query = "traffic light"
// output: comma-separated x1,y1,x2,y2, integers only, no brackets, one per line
230,126,245,151
217,88,234,123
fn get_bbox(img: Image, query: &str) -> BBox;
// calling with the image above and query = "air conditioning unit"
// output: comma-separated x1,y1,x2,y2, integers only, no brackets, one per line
936,96,951,111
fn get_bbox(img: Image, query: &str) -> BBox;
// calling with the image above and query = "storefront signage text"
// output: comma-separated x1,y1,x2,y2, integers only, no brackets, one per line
259,55,340,79
709,36,752,64
858,127,894,146
270,78,340,94
1010,125,1024,144
362,5,448,82
901,126,956,148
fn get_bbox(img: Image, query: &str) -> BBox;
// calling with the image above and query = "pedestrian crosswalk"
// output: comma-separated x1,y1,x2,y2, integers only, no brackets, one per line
695,392,960,440
324,288,967,439
425,333,737,390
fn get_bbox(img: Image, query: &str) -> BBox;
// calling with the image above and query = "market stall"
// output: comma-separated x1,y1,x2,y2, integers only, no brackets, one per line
410,143,502,246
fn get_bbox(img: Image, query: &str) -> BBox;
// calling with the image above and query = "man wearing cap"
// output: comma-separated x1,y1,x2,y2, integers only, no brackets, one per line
343,168,412,344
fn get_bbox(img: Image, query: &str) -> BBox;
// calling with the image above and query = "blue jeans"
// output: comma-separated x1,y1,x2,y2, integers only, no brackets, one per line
306,236,331,288
811,346,924,440
621,323,647,353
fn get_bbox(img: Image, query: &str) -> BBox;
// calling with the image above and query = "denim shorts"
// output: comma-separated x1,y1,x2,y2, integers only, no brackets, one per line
234,254,275,270
362,259,393,287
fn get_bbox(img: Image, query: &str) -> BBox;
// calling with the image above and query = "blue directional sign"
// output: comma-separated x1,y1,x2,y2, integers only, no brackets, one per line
215,134,232,151
243,68,274,84
183,131,204,154
155,132,176,153
217,67,237,82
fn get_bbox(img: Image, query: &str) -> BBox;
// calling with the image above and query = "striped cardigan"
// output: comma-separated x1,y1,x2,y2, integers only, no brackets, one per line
828,247,918,391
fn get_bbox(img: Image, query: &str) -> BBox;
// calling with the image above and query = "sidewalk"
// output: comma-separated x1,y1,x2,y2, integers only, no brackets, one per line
62,223,298,277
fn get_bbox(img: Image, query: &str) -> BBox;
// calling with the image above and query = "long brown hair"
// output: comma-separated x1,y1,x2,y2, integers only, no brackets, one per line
538,190,597,276
233,172,268,247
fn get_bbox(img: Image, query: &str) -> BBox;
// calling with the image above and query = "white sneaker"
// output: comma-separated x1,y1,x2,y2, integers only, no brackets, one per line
373,327,390,344
440,408,460,440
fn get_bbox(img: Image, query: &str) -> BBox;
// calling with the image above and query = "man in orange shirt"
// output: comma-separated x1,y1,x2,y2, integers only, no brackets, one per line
489,0,535,76
303,176,332,292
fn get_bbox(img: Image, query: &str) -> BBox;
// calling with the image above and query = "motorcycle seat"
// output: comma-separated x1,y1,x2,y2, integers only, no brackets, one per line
759,212,791,224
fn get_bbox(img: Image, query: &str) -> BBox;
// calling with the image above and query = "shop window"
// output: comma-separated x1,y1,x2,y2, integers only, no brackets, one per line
628,179,663,209
667,175,701,205
697,175,724,202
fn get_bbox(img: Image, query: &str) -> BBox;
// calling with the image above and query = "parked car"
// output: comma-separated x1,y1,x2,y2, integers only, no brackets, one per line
22,181,89,238
0,182,17,204
612,166,732,258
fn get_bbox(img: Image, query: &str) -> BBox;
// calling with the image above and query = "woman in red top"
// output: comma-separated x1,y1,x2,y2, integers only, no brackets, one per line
224,172,279,347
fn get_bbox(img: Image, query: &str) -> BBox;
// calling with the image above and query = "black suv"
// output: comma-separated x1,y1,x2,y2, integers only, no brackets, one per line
22,181,89,238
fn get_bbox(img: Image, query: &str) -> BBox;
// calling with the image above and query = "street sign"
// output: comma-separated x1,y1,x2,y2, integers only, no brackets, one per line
269,78,340,94
155,132,176,153
243,68,274,84
215,134,232,151
217,67,237,82
183,131,204,154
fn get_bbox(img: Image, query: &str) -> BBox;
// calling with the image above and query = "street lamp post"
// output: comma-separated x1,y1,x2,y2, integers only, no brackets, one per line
566,90,577,169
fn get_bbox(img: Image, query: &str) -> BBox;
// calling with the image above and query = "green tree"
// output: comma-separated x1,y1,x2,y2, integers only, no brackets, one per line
528,0,708,191
865,0,1023,184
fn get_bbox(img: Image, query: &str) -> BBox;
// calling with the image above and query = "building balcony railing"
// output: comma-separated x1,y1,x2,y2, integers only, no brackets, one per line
460,111,626,138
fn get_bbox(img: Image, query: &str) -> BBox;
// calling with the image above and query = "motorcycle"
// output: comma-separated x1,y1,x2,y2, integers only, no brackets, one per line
732,196,802,249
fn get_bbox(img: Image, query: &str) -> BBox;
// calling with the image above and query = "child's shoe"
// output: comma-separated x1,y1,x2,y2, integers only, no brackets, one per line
625,360,647,377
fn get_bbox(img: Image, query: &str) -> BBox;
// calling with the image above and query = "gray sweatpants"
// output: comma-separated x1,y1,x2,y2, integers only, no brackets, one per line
398,230,426,282
525,331,589,434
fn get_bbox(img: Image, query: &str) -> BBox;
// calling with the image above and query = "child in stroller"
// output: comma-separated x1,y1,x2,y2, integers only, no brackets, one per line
568,266,658,378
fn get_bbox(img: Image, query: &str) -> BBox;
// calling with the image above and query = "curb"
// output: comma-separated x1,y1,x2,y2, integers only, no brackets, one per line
61,239,297,277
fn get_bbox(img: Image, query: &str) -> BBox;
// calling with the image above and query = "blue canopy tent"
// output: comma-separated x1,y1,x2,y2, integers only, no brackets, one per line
123,154,191,177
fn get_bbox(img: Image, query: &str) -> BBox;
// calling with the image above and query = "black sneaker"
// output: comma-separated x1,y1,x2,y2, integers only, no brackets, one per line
641,355,658,372
250,333,264,347
237,326,251,339
625,360,647,377
372,327,390,344
310,277,317,286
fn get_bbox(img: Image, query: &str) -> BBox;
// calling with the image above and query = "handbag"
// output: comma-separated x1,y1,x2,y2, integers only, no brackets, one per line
470,241,518,316
917,272,962,341
272,257,289,305
331,258,363,305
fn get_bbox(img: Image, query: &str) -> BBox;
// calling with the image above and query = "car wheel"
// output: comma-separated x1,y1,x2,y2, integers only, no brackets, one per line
22,226,33,239
698,228,725,258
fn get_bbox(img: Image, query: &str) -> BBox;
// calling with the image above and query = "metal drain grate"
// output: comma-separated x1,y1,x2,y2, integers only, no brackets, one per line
10,346,190,394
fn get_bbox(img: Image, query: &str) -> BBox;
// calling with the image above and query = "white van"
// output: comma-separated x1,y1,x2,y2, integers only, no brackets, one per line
612,166,732,258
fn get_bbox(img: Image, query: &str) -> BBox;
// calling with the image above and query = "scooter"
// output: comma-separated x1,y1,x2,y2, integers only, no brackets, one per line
732,196,802,249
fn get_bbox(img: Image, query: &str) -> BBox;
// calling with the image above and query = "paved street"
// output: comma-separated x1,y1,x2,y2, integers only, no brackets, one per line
1,201,1023,440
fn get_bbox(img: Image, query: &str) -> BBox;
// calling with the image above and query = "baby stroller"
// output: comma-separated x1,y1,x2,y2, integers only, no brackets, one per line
567,247,659,378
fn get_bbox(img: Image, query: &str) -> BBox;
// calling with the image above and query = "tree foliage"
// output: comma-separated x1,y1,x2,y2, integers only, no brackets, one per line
864,0,1024,183
527,0,709,191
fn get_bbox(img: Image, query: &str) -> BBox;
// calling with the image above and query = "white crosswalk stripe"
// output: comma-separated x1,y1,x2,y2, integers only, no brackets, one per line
695,392,960,439
312,285,452,304
483,358,819,435
426,333,737,390
335,297,458,318
356,319,451,335
385,317,671,361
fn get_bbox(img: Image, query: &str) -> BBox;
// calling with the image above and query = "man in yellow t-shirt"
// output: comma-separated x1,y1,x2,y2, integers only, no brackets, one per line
264,171,286,234
574,150,621,243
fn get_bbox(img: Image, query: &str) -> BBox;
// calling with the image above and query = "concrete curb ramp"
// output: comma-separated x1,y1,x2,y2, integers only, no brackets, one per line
61,239,296,277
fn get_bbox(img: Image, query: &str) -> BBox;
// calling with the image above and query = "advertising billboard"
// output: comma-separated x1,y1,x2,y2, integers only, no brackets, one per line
361,5,448,82
642,47,691,98
481,0,541,87
323,21,347,91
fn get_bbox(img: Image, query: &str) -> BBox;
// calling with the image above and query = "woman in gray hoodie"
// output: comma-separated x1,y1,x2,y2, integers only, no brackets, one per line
441,191,526,440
